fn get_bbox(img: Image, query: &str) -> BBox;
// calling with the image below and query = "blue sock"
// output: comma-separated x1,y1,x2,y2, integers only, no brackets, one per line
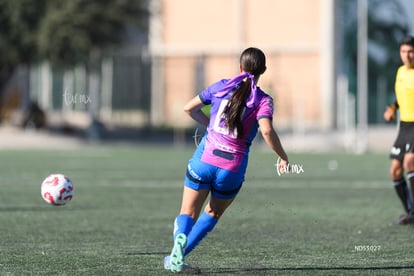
184,212,218,256
173,214,194,241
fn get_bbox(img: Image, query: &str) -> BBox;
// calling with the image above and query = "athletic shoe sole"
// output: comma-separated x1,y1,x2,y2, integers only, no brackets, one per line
169,233,187,272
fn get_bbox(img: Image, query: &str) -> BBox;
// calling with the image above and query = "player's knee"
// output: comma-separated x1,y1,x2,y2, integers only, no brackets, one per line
390,160,403,180
204,207,222,219
403,157,414,172
390,164,403,180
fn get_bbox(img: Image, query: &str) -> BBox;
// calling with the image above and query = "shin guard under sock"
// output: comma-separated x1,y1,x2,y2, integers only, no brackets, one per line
173,214,194,241
393,178,411,213
184,212,218,256
407,171,414,214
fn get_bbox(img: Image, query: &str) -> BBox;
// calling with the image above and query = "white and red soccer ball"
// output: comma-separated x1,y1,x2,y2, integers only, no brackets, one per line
41,174,74,206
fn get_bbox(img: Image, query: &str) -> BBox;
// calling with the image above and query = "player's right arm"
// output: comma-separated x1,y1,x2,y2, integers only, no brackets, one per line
184,96,210,127
384,101,399,121
258,117,289,170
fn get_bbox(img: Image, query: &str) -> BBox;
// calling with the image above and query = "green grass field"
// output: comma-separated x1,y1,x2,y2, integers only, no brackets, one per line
1,144,414,275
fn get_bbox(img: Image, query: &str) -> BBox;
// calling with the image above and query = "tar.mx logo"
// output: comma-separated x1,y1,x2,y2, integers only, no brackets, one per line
275,157,304,176
63,90,92,106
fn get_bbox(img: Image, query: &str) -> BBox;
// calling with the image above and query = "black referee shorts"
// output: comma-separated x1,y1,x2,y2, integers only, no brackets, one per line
390,121,414,162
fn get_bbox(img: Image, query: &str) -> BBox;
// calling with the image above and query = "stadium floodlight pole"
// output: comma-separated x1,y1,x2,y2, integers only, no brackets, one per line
357,0,368,153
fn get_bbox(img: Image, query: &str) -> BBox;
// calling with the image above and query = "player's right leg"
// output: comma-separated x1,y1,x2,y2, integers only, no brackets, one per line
390,125,414,225
390,159,411,214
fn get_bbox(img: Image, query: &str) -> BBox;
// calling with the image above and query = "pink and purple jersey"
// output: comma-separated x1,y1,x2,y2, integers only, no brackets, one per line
199,79,274,172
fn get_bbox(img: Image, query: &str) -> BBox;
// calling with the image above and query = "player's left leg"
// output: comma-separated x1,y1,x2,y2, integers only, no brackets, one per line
404,152,414,214
395,152,414,225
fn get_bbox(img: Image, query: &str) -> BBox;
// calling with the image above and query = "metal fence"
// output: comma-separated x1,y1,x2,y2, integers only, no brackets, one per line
29,46,151,128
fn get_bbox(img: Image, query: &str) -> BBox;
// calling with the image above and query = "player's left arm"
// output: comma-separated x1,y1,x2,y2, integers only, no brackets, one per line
184,96,210,126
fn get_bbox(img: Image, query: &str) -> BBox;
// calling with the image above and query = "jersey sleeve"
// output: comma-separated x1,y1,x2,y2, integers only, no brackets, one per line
199,89,212,105
256,96,274,120
199,79,228,105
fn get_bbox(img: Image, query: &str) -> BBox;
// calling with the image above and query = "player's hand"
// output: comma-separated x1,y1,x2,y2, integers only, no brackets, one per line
278,159,289,174
383,106,395,121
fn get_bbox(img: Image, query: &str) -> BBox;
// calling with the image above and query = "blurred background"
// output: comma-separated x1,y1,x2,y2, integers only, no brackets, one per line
0,0,413,152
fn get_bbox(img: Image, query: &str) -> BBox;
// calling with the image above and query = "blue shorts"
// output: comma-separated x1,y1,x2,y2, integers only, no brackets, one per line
184,138,247,199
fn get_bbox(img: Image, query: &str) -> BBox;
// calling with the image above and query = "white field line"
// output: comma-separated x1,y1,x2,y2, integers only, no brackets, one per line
89,179,390,189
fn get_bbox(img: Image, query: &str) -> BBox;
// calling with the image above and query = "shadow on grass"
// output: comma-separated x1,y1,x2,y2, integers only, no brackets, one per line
202,265,414,274
0,206,61,212
123,252,414,274
126,252,170,256
0,203,102,212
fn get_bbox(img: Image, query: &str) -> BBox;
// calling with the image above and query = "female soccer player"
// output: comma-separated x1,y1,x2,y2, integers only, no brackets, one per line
164,47,289,272
383,35,414,225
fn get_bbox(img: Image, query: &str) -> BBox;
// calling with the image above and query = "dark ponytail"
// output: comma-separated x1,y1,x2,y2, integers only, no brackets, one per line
224,47,266,138
225,80,251,138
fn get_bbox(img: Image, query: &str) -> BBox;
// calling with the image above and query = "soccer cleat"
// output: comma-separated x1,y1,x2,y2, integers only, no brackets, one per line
164,256,201,274
391,213,414,225
169,233,187,272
